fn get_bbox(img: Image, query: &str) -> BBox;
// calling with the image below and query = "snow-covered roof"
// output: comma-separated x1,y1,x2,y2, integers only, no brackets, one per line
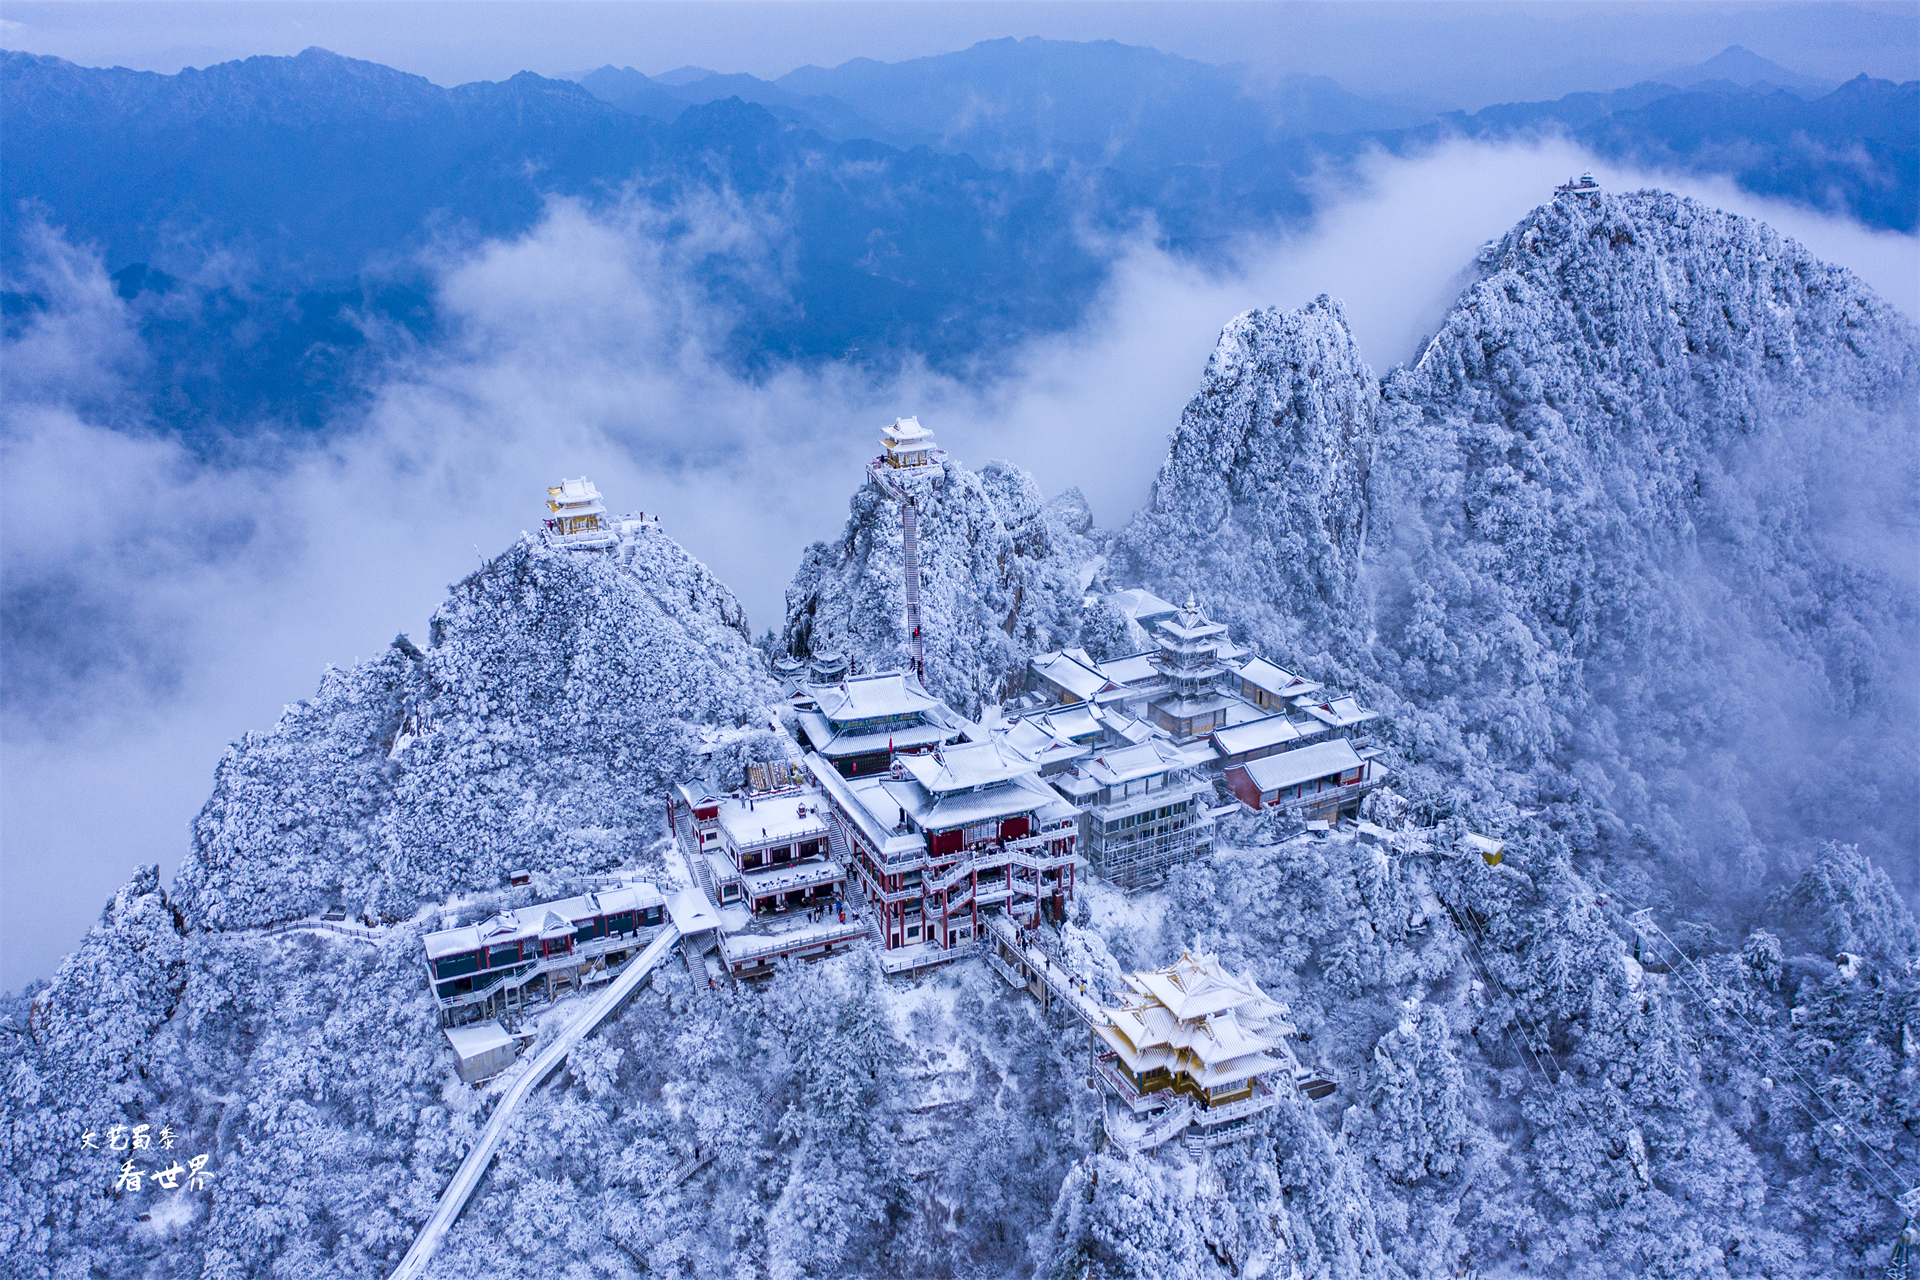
1210,715,1305,757
1095,951,1295,1087
1151,690,1238,719
808,673,948,725
1235,739,1363,793
1104,588,1180,624
1000,718,1091,769
1097,652,1161,687
1100,710,1157,745
1462,833,1504,859
1122,953,1289,1022
1296,696,1378,730
674,782,724,812
1236,657,1322,700
900,740,1035,794
1031,650,1114,700
667,887,721,934
546,477,607,513
794,709,957,758
803,754,927,857
910,770,1072,831
444,1021,516,1059
1051,771,1098,802
879,415,935,446
1080,739,1188,787
716,793,829,849
1038,703,1104,742
422,882,665,958
1153,598,1229,644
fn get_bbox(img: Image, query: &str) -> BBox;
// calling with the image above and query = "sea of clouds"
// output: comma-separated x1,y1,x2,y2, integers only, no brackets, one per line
3,136,1914,985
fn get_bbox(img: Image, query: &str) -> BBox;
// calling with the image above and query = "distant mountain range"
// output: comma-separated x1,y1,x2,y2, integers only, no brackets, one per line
2,39,1911,435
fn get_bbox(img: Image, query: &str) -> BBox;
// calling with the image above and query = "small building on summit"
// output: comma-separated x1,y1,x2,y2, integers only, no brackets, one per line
877,415,944,470
1094,951,1299,1148
794,672,974,777
543,477,616,549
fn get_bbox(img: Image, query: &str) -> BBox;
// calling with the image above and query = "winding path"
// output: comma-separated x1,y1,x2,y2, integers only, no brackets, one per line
389,925,682,1280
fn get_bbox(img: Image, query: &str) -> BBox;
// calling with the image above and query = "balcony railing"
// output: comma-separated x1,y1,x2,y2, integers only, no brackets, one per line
720,919,870,966
1095,1056,1177,1113
430,927,665,1008
1194,1079,1282,1126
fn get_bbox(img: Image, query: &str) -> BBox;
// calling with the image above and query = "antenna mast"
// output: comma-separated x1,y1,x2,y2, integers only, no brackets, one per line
867,416,942,683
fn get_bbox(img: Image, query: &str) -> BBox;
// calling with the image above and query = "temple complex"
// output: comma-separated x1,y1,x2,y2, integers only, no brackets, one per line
808,739,1079,967
1026,592,1387,853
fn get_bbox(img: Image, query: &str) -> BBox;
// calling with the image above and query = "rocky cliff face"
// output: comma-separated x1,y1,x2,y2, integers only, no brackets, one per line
782,454,1098,713
1108,295,1375,662
1124,189,1919,895
172,529,774,931
1368,189,1917,885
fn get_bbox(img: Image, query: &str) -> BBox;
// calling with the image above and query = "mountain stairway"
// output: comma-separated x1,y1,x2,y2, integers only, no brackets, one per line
389,926,681,1280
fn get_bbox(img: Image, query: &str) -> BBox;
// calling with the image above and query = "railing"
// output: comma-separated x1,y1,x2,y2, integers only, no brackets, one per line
1109,1099,1195,1153
547,526,617,549
878,937,981,975
1195,1081,1282,1126
720,920,870,966
434,928,666,1010
985,915,1109,1028
1267,773,1386,818
920,834,1075,895
985,950,1026,989
1095,1056,1176,1112
253,917,386,943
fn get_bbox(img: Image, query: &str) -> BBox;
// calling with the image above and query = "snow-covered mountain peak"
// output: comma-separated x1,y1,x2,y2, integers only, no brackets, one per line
171,527,775,931
1418,188,1917,403
1120,189,1916,900
1109,291,1375,661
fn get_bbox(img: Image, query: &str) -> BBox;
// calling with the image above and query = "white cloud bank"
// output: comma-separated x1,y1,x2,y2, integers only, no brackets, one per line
3,138,1913,984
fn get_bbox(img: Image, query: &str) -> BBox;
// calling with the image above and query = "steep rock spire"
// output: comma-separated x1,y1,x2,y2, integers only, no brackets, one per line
1110,293,1375,657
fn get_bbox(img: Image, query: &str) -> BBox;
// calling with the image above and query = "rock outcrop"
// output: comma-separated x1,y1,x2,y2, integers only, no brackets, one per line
783,453,1098,714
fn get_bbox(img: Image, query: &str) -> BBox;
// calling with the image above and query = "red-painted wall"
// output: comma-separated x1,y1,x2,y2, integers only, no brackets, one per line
1225,766,1264,810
